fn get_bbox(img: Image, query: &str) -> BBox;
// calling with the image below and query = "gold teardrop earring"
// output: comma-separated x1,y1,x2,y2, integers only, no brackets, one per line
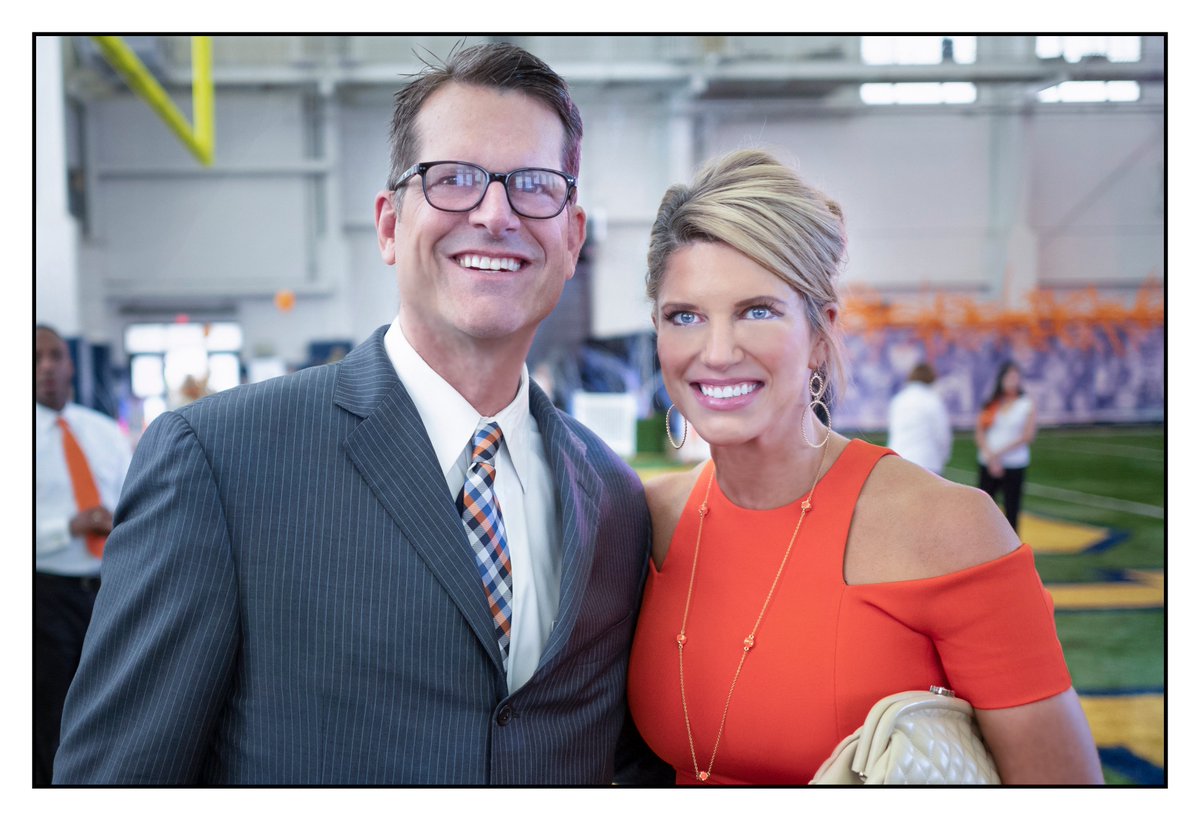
802,370,831,449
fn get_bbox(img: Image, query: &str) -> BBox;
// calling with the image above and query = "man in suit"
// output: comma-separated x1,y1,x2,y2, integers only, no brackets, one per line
55,42,664,785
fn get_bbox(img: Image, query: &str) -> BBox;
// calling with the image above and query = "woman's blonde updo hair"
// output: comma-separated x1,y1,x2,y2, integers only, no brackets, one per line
646,149,849,404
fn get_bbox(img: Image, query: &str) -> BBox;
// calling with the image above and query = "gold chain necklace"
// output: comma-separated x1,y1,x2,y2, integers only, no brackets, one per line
676,439,829,783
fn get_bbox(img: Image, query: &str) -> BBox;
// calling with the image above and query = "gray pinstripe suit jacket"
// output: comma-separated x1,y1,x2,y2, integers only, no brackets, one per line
54,326,654,784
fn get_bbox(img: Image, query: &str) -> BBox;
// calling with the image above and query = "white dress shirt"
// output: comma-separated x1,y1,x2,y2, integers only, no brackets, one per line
36,402,133,577
384,318,561,692
886,381,952,475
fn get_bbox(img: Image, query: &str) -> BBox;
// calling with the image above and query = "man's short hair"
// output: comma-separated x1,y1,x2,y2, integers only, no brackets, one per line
386,41,584,192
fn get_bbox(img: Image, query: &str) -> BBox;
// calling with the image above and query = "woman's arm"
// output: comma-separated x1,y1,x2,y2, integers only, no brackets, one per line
974,415,989,456
861,464,1102,784
975,688,1103,784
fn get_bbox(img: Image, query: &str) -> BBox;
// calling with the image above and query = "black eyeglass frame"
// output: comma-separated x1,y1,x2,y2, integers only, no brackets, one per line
393,161,578,219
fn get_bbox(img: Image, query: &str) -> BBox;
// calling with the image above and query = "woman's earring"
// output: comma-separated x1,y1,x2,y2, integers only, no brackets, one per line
803,370,831,449
666,403,689,450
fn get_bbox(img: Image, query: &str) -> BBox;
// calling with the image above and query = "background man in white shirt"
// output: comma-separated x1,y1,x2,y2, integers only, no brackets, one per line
35,324,131,784
56,43,667,785
886,361,952,475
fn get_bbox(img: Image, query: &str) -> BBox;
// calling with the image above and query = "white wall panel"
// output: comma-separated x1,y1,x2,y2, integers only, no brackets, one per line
590,223,656,338
94,91,308,167
338,93,391,227
101,177,310,294
91,91,317,298
708,111,993,291
1030,112,1163,284
36,36,80,334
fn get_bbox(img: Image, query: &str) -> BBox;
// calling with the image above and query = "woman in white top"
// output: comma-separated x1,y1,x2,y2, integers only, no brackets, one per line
976,361,1037,531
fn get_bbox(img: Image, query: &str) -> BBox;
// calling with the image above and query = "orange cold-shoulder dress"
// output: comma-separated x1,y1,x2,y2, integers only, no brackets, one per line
627,440,1072,785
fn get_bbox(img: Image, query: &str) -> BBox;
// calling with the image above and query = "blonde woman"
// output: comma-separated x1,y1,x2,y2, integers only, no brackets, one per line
626,150,1101,785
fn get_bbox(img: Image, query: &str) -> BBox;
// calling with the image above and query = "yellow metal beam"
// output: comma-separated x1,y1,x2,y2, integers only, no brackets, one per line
91,36,214,165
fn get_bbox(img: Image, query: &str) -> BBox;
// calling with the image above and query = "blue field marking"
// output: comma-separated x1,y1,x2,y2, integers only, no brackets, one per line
1099,747,1164,786
1078,687,1164,698
1057,606,1163,615
1083,529,1132,554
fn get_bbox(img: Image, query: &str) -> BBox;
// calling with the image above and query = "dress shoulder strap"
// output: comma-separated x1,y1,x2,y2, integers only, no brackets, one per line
684,459,716,509
805,440,897,579
819,439,895,501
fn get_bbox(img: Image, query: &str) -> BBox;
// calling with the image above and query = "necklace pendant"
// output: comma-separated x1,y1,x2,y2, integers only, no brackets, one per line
801,499,812,512
676,632,688,648
698,771,710,782
698,502,709,518
743,636,755,652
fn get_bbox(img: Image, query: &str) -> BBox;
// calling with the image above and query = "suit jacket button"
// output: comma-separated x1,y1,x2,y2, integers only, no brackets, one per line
496,705,514,726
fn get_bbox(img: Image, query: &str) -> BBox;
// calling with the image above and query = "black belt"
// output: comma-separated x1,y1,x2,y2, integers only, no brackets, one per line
36,572,101,594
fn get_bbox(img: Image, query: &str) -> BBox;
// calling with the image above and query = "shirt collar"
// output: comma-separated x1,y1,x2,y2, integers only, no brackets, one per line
36,401,71,431
383,317,532,492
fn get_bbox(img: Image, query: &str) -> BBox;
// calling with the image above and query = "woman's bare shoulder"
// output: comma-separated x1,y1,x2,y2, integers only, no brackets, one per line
646,462,707,570
847,454,1020,583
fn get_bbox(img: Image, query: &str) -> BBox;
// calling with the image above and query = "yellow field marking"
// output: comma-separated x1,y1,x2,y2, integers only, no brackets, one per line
1047,581,1163,609
1079,694,1163,767
1045,565,1163,609
1126,569,1163,590
1018,512,1108,554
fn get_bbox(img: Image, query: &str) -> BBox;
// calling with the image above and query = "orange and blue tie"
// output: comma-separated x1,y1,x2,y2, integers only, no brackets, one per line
458,422,513,668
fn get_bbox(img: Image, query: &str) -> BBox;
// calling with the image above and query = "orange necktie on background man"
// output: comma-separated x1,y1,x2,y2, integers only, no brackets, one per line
57,417,106,558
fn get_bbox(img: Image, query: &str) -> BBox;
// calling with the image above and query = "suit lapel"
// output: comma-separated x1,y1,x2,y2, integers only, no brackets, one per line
528,382,601,672
335,328,504,673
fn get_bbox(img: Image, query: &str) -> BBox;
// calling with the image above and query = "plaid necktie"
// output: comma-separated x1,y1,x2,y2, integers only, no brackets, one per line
58,417,106,558
458,421,513,668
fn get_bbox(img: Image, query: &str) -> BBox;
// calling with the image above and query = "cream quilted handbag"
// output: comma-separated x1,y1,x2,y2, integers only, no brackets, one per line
809,687,1001,785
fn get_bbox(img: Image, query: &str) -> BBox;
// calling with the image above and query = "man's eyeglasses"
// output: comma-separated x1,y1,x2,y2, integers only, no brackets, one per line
394,161,577,219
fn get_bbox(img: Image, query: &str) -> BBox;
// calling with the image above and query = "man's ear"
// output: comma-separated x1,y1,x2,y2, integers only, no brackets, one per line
565,203,587,279
375,190,398,265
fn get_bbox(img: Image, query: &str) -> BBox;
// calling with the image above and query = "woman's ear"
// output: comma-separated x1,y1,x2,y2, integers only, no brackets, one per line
808,303,839,370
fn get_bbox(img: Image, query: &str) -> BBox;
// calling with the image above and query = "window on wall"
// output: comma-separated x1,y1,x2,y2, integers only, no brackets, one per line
1035,37,1142,103
125,321,243,427
1035,36,1141,63
861,36,977,65
1038,80,1141,103
860,82,977,105
859,37,977,105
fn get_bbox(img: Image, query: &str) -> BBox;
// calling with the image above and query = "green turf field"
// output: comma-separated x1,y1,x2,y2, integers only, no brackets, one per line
631,423,1166,785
